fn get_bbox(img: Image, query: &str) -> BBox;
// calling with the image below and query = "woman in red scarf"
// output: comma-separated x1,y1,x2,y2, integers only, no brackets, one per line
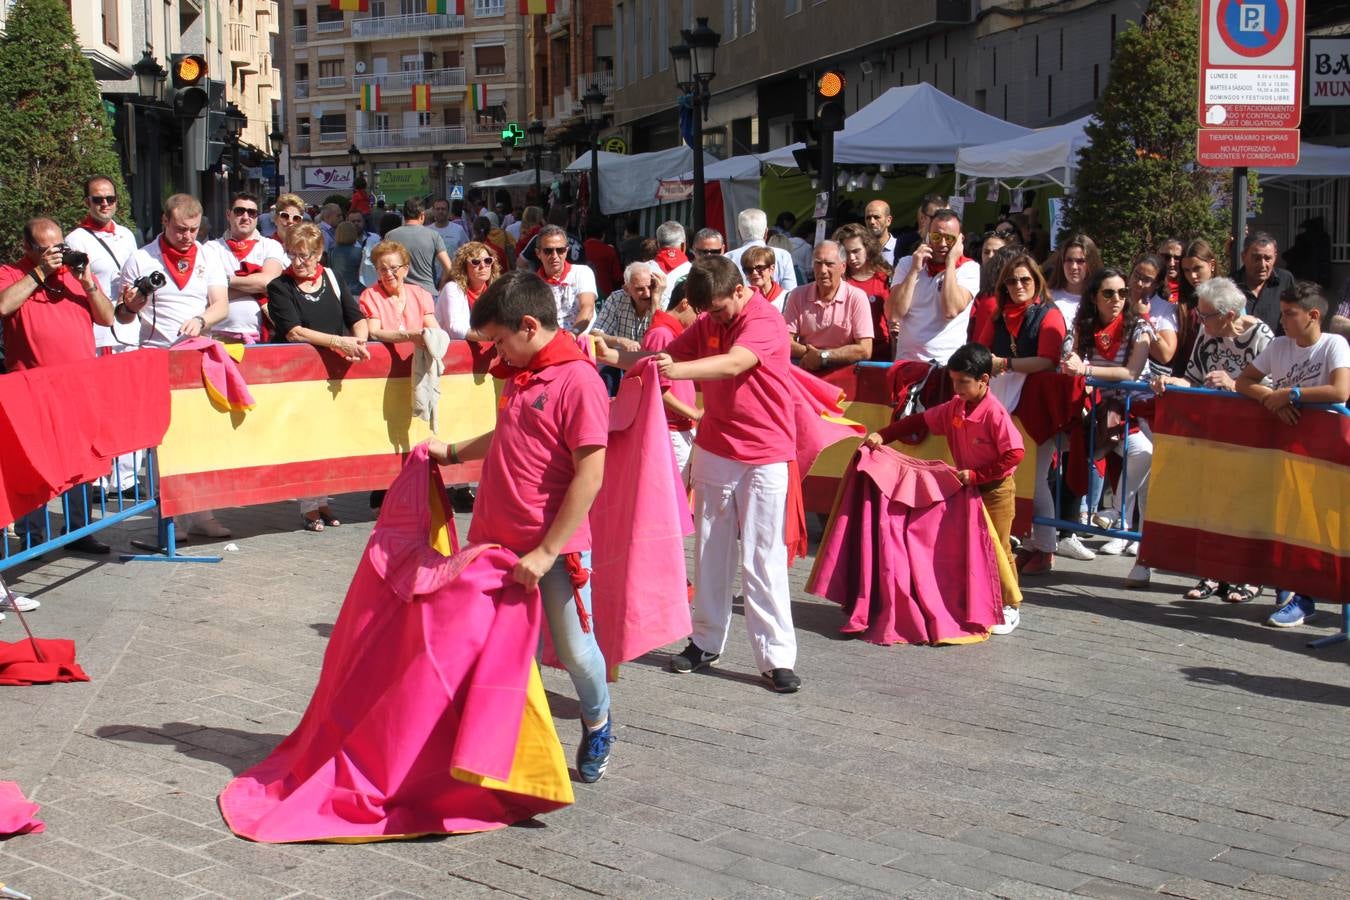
266,223,371,531
739,245,785,313
832,223,893,360
359,241,438,348
1061,267,1155,587
435,241,501,341
1155,237,1185,304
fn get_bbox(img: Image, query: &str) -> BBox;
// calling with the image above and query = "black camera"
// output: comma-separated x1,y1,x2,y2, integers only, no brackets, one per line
133,271,166,296
57,244,89,272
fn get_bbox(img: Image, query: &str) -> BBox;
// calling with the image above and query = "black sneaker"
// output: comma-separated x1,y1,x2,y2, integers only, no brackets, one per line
761,668,801,693
669,641,719,673
450,486,477,514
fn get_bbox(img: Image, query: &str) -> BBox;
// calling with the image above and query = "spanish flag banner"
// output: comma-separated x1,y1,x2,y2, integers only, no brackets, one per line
428,0,463,13
411,84,432,111
358,84,380,112
330,0,367,10
518,0,555,13
1141,391,1350,601
468,83,488,112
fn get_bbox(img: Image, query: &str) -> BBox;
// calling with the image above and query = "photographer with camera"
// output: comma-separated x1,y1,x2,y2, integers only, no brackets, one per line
0,217,118,556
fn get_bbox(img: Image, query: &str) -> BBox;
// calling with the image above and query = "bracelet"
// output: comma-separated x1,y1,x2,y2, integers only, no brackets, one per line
192,315,206,329
1290,386,1302,408
448,442,460,465
28,269,43,288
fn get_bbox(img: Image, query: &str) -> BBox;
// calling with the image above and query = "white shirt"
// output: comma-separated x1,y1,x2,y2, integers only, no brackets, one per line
649,259,692,310
1251,333,1350,390
1051,289,1082,331
427,221,467,254
205,235,287,338
881,234,899,269
788,236,813,281
64,222,139,348
545,264,598,333
113,241,228,349
435,281,473,340
725,240,798,292
890,255,981,364
357,231,382,288
506,221,523,242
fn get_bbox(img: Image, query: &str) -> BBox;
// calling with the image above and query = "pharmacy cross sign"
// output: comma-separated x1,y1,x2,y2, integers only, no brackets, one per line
500,122,525,146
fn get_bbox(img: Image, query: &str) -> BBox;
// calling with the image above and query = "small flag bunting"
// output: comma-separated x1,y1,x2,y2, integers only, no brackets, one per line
518,0,555,13
427,0,444,12
359,84,381,111
469,83,488,112
412,84,432,111
330,0,367,10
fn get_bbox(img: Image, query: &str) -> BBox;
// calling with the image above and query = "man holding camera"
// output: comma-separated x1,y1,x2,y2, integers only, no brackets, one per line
0,217,118,555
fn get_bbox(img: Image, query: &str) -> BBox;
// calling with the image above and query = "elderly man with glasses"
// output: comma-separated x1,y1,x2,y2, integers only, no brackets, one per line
205,192,286,344
887,208,979,365
782,241,873,372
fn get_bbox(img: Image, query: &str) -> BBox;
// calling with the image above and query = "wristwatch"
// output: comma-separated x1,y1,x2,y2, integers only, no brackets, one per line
1290,386,1303,407
820,349,831,367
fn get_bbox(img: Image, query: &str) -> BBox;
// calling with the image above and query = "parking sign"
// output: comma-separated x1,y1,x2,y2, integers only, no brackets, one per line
1199,0,1304,130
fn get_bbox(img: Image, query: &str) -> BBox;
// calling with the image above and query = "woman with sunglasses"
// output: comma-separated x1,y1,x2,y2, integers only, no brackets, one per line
1156,237,1185,304
266,223,371,532
435,241,501,341
271,194,309,259
1061,268,1154,586
739,245,785,313
359,240,439,349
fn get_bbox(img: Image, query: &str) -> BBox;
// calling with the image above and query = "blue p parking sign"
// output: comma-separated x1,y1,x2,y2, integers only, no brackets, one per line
1218,0,1289,58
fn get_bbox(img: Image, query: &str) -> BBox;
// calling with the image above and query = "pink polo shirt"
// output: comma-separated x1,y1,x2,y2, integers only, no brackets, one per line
467,358,610,555
358,282,435,332
666,292,795,465
782,281,874,350
923,392,1023,481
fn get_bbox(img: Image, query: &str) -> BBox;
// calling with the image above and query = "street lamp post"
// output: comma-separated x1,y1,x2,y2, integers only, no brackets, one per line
268,125,284,201
131,49,168,236
347,143,363,187
500,136,515,169
527,119,546,202
670,18,719,231
582,85,605,227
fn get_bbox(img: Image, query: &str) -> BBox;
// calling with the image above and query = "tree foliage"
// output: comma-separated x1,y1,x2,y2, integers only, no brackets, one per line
0,0,128,255
1063,0,1245,268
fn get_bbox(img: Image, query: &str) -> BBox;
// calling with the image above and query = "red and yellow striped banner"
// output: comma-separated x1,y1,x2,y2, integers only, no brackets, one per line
330,0,367,10
1141,392,1349,601
518,0,555,13
156,343,495,518
411,84,432,111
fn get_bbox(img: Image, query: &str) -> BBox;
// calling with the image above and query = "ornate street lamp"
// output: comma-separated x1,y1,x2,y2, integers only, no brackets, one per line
268,125,284,198
671,17,719,230
500,135,515,166
527,119,546,199
133,49,167,103
582,85,606,225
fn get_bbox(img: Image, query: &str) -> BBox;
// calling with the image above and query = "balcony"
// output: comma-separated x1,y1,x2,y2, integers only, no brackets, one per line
293,25,307,44
314,19,346,36
351,66,466,92
470,121,507,141
351,12,464,40
576,70,613,99
319,130,348,144
317,75,348,91
355,126,468,150
293,80,308,99
548,86,575,125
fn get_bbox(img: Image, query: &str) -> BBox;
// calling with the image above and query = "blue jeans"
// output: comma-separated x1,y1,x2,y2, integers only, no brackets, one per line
537,551,610,726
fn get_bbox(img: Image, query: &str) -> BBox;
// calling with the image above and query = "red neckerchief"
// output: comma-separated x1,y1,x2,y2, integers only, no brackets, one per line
926,253,971,278
1002,300,1028,338
489,330,587,384
540,259,572,287
225,237,257,261
762,282,783,305
654,247,687,274
79,216,115,234
159,236,197,290
649,309,685,337
1166,278,1180,303
1094,314,1126,359
465,282,485,307
286,262,325,285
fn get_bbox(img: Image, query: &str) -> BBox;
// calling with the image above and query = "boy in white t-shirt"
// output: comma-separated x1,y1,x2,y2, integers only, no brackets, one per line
1237,280,1350,628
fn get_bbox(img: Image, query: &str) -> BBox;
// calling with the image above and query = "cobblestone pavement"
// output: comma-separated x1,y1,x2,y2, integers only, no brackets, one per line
2,497,1350,899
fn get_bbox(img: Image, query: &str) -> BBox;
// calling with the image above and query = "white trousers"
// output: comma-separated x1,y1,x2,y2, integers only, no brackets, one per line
690,450,796,672
670,429,695,487
1108,420,1153,529
1031,438,1058,553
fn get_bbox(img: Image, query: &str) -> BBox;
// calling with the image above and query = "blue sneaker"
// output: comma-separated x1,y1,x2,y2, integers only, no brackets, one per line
1267,594,1317,628
576,719,614,783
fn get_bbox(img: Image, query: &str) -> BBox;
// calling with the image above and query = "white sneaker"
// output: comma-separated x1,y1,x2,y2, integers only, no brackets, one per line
1056,535,1096,560
1125,563,1151,586
0,594,39,612
990,605,1020,635
1099,538,1130,556
1125,541,1139,556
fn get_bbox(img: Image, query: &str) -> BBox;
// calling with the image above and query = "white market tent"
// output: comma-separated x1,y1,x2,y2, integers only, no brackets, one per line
1255,142,1350,184
567,146,697,215
954,116,1093,190
471,169,558,189
762,83,1031,167
667,153,768,240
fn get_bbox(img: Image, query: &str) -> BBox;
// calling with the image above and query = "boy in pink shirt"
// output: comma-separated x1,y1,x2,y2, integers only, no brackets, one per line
864,342,1025,633
641,281,702,482
426,271,614,782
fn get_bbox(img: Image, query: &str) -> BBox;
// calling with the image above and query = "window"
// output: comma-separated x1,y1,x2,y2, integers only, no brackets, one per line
641,0,652,77
740,0,754,35
373,113,390,131
316,5,342,23
319,113,347,141
442,49,460,69
102,0,119,48
318,60,343,78
369,0,384,16
444,108,462,125
785,0,800,14
723,0,737,41
657,0,667,71
475,44,506,75
476,104,507,127
474,0,505,15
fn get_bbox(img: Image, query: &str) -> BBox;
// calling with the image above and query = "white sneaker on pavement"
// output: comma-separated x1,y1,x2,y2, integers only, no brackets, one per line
1125,541,1139,556
0,594,39,612
990,605,1020,635
1125,563,1151,586
1099,537,1130,556
1056,535,1096,561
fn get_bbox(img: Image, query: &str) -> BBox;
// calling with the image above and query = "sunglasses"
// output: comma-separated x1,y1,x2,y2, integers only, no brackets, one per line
277,212,303,222
744,264,773,275
466,257,494,266
231,207,258,217
88,195,117,205
1098,288,1128,300
994,228,1015,238
539,246,568,256
926,232,957,247
695,247,724,256
1004,276,1035,288
1160,253,1181,261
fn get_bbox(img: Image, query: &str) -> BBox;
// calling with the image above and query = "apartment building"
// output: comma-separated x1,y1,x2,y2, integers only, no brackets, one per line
528,0,615,152
280,0,531,202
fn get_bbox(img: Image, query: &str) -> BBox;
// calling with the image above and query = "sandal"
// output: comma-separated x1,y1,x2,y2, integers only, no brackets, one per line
1183,578,1225,600
318,509,342,527
1224,584,1261,604
302,514,324,532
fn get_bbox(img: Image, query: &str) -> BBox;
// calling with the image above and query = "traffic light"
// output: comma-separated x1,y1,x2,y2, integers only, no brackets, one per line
815,69,846,132
170,54,210,119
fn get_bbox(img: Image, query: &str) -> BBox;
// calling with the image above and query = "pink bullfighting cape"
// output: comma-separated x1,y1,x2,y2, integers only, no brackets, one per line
807,445,1003,646
219,445,573,843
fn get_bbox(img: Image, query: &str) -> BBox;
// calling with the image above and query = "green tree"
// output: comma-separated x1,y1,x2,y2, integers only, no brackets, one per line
0,0,128,255
1063,0,1249,267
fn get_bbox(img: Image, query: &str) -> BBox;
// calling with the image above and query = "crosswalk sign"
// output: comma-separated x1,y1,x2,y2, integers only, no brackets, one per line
450,184,464,200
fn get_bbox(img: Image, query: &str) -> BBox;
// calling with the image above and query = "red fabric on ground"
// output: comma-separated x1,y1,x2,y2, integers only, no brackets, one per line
0,638,89,685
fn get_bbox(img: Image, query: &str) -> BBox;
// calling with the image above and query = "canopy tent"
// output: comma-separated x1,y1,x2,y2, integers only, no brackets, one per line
566,146,698,215
664,154,768,243
471,169,557,189
1255,143,1350,184
762,83,1031,167
674,154,766,182
954,116,1093,190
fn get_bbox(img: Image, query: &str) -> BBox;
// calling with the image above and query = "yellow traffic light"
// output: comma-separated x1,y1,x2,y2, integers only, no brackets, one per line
817,70,846,99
